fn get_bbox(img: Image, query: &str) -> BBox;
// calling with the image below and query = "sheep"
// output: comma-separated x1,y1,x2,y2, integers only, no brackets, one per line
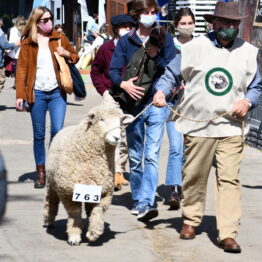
43,105,133,245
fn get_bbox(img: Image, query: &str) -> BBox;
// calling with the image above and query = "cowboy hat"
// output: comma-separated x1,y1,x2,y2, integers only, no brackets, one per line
203,1,247,23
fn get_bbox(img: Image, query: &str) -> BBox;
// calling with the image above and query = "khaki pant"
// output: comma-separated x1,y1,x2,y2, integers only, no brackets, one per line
102,90,129,173
182,135,243,240
0,68,5,93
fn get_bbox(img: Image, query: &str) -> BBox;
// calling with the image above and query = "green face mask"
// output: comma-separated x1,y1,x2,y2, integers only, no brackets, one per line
216,28,239,42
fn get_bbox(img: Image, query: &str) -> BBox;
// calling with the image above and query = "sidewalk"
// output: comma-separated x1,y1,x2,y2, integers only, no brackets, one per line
0,76,261,262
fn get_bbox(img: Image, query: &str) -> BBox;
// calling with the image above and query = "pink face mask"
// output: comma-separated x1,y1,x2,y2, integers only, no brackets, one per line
38,20,53,33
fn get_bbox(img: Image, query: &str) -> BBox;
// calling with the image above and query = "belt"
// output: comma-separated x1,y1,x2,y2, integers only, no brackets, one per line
0,66,4,69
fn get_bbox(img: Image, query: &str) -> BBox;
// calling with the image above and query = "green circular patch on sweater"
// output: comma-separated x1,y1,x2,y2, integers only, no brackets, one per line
205,67,233,96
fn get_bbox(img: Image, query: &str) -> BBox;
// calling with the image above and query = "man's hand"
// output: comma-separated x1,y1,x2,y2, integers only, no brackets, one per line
153,90,166,107
231,99,251,118
120,77,145,100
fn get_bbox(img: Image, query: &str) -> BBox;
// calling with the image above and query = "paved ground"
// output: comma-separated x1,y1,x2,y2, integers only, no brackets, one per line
0,76,262,262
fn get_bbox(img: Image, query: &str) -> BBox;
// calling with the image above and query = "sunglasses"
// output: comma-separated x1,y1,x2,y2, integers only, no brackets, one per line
39,17,53,23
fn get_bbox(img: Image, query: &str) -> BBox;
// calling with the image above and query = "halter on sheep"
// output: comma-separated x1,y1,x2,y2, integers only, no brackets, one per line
43,105,133,245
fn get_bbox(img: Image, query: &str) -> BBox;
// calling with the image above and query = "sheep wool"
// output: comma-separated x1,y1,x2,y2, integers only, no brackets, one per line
43,105,132,245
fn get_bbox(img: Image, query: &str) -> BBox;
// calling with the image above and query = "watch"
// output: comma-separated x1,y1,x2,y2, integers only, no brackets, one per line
246,99,252,108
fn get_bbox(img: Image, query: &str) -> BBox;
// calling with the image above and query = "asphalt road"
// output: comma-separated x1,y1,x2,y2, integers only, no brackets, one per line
0,76,262,262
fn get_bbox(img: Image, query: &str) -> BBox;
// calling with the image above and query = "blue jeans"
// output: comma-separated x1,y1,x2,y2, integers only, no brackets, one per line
29,88,67,165
164,104,183,186
126,104,165,207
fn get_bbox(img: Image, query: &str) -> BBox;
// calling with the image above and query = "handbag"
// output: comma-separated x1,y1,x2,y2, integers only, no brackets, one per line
4,55,15,77
54,39,73,94
67,62,86,99
110,46,156,114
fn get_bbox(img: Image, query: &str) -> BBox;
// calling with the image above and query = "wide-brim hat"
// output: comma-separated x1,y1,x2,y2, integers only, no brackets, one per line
203,1,247,23
110,14,136,27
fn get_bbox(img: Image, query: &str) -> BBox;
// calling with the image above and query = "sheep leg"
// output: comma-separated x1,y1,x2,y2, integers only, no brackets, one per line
61,198,82,246
86,194,112,242
43,183,60,227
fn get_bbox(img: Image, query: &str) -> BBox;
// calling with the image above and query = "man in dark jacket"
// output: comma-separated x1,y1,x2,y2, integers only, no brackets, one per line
91,14,136,191
109,0,176,222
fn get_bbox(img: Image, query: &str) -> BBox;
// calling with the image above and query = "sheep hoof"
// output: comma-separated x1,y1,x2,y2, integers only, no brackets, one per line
86,231,100,242
67,234,81,246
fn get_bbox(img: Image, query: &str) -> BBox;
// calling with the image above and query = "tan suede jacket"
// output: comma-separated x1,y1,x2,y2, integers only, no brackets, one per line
16,31,79,103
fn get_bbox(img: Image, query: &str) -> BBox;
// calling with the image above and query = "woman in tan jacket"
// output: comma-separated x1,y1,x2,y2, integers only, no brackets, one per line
15,6,79,188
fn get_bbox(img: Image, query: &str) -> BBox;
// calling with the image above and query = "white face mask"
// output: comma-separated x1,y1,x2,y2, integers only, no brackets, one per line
177,25,195,37
119,29,130,37
139,14,157,28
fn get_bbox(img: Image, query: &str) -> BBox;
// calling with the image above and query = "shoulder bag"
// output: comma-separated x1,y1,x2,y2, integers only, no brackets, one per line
67,62,86,99
54,39,73,94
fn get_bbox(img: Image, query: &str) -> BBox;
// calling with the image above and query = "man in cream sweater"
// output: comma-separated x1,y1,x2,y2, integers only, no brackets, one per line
153,1,262,253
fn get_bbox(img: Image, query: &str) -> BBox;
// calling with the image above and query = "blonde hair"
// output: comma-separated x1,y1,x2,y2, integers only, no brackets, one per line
22,6,53,43
15,16,27,35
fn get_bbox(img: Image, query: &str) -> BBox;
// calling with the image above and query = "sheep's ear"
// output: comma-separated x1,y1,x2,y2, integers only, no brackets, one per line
121,114,134,126
85,112,95,129
86,112,95,121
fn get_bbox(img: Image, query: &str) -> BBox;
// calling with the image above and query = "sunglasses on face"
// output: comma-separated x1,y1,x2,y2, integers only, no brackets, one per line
39,17,53,23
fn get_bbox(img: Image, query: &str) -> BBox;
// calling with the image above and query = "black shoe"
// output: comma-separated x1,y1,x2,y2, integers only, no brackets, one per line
137,205,158,222
168,185,181,210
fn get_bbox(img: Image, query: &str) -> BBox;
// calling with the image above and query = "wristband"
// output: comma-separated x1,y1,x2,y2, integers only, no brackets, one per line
245,99,252,108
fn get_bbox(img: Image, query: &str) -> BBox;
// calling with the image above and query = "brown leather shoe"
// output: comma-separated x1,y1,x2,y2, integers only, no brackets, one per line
180,224,196,239
34,165,46,188
219,238,241,253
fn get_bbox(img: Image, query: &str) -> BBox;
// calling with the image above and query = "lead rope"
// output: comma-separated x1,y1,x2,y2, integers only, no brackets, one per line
129,102,246,143
166,104,246,143
130,101,154,123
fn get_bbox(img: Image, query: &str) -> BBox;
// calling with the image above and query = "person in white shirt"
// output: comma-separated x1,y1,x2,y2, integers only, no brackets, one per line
8,17,26,79
85,14,99,44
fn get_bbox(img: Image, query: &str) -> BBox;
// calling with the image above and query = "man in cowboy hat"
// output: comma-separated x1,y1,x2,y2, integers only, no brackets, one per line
153,1,262,253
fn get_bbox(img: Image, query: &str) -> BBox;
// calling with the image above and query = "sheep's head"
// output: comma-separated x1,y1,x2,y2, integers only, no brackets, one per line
85,106,134,146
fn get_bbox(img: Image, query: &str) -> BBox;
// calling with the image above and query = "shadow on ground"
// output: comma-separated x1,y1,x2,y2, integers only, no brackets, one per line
112,192,133,210
112,184,175,211
18,172,36,182
8,194,43,202
67,102,84,106
242,184,262,189
46,219,121,246
0,105,16,111
141,215,218,247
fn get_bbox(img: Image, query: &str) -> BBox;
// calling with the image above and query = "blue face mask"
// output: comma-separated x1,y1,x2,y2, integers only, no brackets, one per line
216,28,239,42
139,14,157,28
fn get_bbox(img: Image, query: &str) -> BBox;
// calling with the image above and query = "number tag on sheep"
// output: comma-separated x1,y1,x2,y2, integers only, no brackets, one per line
72,184,102,203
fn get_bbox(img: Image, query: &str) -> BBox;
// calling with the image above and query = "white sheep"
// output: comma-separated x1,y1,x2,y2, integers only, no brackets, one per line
43,105,133,245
